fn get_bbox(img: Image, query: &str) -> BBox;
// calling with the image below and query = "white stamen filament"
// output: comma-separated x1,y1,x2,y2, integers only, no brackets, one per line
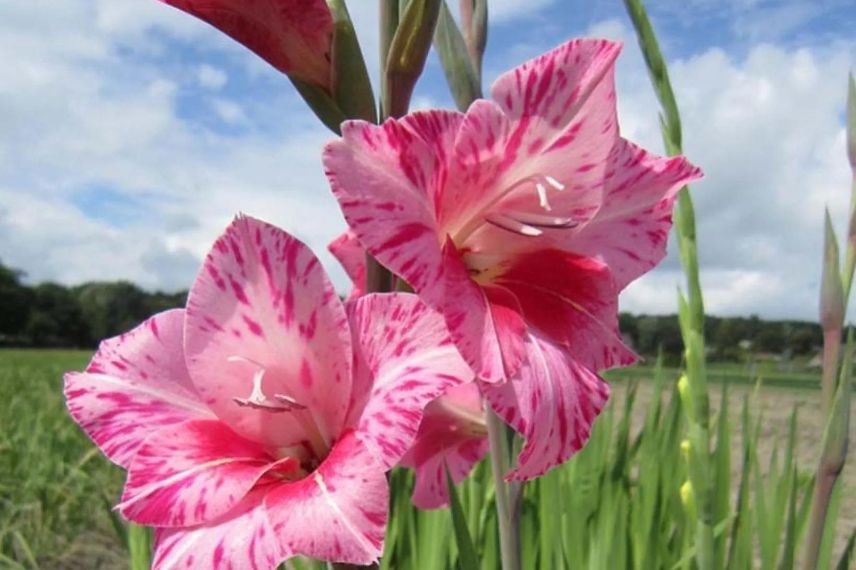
544,175,565,190
453,173,573,244
485,213,543,237
228,356,306,412
535,183,552,211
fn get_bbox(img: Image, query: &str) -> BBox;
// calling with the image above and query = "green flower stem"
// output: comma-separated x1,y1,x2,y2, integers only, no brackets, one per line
486,407,521,570
623,0,715,567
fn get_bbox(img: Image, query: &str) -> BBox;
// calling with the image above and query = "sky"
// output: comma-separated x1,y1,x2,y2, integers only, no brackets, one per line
1,0,854,321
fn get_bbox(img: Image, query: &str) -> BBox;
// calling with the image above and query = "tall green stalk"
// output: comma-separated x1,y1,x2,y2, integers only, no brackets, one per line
622,1,715,568
802,73,855,570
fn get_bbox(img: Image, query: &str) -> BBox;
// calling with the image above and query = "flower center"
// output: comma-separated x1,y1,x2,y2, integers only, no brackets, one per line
227,355,331,459
454,173,580,244
228,356,305,412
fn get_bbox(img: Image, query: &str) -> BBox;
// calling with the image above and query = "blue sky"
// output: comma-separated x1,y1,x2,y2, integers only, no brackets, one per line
0,0,854,320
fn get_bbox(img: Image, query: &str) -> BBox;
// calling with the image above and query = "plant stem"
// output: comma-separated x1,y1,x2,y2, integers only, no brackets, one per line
486,406,521,570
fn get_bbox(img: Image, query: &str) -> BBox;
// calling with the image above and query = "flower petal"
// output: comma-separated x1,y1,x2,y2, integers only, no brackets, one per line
266,431,387,565
185,215,353,450
348,293,474,468
494,248,636,372
119,419,294,527
159,0,333,88
568,138,704,288
400,384,488,509
440,240,527,382
328,230,366,300
490,38,621,158
152,489,286,570
325,112,462,296
482,334,610,480
64,309,211,468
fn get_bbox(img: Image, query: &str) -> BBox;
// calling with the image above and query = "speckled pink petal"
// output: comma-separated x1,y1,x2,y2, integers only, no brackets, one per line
482,334,610,480
348,293,474,469
567,138,703,289
438,240,527,383
400,384,488,509
266,431,387,565
64,309,212,468
119,419,295,527
494,249,636,372
185,215,352,450
152,488,287,570
328,230,366,300
490,38,621,162
159,0,333,89
325,113,462,299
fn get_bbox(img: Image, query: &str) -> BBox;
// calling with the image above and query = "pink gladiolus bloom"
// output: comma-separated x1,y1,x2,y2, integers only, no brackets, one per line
158,0,334,90
65,216,473,568
325,38,702,478
400,384,489,509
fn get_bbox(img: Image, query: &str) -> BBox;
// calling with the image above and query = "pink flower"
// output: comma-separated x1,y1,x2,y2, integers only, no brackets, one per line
324,38,702,478
65,216,473,568
400,384,489,509
158,0,334,90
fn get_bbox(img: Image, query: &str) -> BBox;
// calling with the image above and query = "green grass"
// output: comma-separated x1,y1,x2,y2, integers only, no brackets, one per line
0,349,126,569
607,364,824,391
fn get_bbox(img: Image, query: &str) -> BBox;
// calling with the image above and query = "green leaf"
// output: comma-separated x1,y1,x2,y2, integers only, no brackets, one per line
446,466,479,570
128,523,152,570
835,528,855,570
433,0,482,110
328,0,377,123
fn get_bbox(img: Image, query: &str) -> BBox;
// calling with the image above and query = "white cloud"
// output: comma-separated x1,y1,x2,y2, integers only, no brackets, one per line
210,98,247,124
197,64,228,90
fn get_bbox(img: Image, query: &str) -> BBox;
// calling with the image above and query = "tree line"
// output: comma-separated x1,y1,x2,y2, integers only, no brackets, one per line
0,260,824,359
0,261,185,348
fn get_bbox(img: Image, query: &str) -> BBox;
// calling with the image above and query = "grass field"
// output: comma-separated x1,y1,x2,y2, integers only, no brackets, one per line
1,349,853,568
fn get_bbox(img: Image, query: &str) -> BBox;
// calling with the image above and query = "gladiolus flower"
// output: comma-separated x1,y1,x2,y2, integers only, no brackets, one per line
325,38,701,478
400,383,489,508
65,215,473,568
158,0,334,90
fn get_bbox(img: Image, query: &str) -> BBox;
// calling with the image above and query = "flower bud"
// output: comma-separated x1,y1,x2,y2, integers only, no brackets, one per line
680,480,696,518
680,439,691,462
819,209,844,332
160,0,334,91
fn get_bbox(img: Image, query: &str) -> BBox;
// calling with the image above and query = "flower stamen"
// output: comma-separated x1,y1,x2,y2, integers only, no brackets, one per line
228,356,306,412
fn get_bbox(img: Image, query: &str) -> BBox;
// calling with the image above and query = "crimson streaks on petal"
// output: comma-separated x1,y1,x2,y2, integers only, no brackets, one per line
482,334,610,480
118,419,294,527
266,432,388,564
152,489,286,569
348,293,475,468
565,138,703,289
493,248,637,372
64,309,212,468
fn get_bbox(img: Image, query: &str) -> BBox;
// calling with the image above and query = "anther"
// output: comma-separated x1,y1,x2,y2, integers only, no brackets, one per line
228,356,306,412
485,213,543,237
